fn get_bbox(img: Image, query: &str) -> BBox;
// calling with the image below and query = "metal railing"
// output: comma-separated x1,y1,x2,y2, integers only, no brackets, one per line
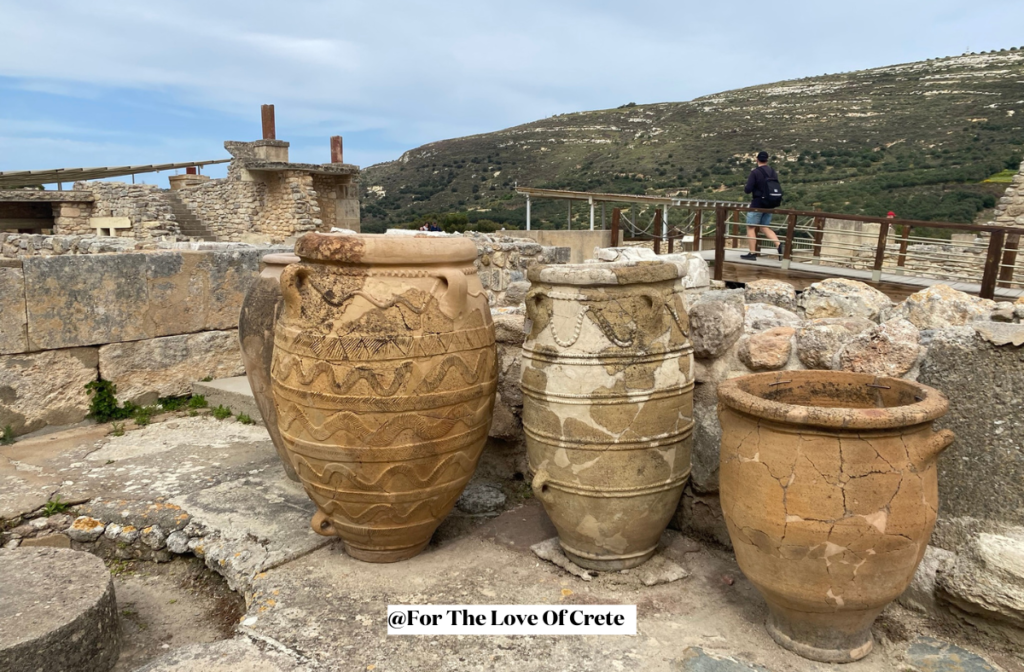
516,187,1022,299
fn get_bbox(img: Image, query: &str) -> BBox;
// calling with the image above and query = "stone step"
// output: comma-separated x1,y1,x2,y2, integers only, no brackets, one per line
192,375,261,423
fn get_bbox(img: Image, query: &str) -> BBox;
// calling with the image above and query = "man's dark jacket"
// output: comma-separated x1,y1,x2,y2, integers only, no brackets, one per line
744,165,778,208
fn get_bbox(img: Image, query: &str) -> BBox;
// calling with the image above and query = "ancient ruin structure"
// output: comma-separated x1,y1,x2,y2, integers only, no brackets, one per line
0,107,360,243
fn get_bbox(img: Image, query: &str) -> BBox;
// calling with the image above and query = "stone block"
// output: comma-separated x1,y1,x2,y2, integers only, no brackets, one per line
937,532,1024,643
901,284,996,329
23,250,263,350
799,277,891,322
836,318,920,377
98,331,245,405
919,328,1024,531
0,348,98,435
899,545,955,616
0,265,28,355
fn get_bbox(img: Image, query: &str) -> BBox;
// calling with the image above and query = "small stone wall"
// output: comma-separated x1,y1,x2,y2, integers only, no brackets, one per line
466,232,571,306
78,181,178,237
176,179,264,241
254,172,321,240
0,246,288,435
993,159,1024,227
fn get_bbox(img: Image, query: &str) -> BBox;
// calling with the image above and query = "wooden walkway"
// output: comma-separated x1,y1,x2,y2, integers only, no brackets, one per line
698,249,1024,302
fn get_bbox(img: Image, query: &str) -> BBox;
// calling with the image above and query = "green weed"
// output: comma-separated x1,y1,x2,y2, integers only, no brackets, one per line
236,413,255,425
211,405,232,420
158,396,190,412
110,422,125,437
0,425,14,446
41,495,70,517
188,395,208,409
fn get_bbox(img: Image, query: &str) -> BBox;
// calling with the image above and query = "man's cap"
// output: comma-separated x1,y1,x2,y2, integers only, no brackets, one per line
887,211,896,217
757,151,769,162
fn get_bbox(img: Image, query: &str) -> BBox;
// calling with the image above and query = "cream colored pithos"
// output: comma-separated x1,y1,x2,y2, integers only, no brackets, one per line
522,261,694,570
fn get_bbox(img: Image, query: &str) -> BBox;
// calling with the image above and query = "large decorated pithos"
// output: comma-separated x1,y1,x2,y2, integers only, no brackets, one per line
270,233,498,563
238,253,301,482
522,261,694,570
717,371,954,662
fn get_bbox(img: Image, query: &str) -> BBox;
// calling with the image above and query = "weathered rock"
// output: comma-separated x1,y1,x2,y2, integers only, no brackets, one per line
690,382,722,493
456,482,507,515
501,280,531,307
837,318,921,377
0,265,28,355
737,327,794,371
990,302,1016,323
671,647,768,672
690,300,744,359
530,537,593,581
98,330,245,405
799,278,891,322
134,637,303,671
744,279,797,311
22,250,264,350
0,547,121,672
937,532,1024,636
796,317,875,369
902,636,1000,672
974,322,1024,347
636,554,690,587
919,328,1024,534
0,347,98,435
165,530,190,554
140,524,167,550
673,488,732,549
743,302,802,334
67,516,106,542
19,534,71,549
900,284,998,330
899,545,955,616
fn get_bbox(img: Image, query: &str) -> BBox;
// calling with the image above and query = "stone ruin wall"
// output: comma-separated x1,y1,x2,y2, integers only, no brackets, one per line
993,159,1024,227
253,171,322,240
174,178,264,242
73,181,179,238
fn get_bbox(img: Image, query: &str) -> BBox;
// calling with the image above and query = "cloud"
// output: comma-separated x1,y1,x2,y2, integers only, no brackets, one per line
0,0,1022,173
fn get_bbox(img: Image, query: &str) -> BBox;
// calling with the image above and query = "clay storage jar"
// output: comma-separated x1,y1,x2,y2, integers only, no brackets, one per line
238,253,301,482
522,260,694,570
270,233,498,563
717,371,954,663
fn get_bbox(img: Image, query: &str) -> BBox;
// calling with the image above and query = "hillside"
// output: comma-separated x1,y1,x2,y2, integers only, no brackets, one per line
360,49,1024,232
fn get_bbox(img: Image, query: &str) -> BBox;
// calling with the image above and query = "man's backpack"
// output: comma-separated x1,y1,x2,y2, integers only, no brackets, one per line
759,166,783,208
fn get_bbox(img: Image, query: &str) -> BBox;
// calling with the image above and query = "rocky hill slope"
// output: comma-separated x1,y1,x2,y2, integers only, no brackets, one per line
361,49,1024,231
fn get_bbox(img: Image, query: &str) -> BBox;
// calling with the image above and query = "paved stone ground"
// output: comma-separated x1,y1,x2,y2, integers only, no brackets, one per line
2,417,1021,671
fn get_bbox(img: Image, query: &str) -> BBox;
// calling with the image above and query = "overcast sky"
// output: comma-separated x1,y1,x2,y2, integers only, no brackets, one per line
1,1,1022,186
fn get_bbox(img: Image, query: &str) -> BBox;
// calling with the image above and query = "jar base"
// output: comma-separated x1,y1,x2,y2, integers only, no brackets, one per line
562,543,657,571
344,540,431,564
766,608,874,663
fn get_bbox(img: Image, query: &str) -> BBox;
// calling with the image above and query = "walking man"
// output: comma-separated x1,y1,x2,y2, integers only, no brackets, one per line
741,151,783,260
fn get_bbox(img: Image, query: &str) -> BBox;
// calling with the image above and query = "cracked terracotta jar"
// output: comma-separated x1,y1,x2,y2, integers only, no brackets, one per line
270,233,497,563
238,253,301,482
523,261,694,570
717,371,954,663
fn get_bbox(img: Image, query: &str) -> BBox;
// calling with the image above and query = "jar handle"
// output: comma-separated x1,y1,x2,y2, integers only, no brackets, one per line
437,268,467,320
923,428,955,461
311,509,336,537
531,470,555,504
279,264,309,321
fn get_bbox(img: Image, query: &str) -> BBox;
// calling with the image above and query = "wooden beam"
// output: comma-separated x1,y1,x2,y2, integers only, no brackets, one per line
980,229,1006,300
998,233,1019,289
714,207,726,281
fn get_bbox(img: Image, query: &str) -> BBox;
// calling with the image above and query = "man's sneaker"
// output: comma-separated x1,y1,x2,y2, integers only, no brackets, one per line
740,253,758,260
778,242,785,257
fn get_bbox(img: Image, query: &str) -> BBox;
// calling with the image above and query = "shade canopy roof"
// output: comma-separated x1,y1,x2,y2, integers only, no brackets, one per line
0,159,231,188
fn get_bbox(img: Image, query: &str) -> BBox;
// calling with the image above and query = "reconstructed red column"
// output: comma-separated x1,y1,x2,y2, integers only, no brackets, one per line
261,105,276,140
331,136,343,163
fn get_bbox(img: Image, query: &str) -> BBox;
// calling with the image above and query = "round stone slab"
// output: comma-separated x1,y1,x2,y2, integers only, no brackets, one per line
0,547,121,672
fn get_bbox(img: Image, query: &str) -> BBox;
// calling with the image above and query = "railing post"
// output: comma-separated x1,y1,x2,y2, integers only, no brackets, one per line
896,225,911,275
782,213,797,270
567,200,571,230
652,209,663,255
525,195,531,231
694,209,703,252
981,229,1006,299
811,213,825,264
714,206,726,282
589,197,595,231
872,220,889,282
610,208,620,248
730,209,740,249
998,233,1019,289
